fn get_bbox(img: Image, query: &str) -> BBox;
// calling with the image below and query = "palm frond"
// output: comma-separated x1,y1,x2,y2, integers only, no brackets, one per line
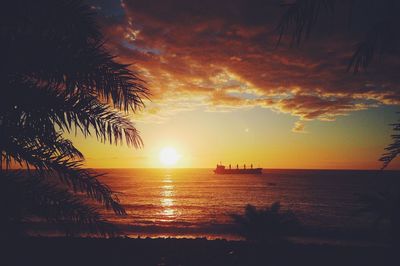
276,0,335,46
0,125,83,169
380,121,400,170
277,0,400,73
348,17,398,73
1,132,125,215
2,80,143,148
1,171,120,237
2,0,149,112
60,44,149,112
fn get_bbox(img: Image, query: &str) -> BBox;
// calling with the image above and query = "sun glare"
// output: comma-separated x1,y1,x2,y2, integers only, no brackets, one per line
159,147,180,167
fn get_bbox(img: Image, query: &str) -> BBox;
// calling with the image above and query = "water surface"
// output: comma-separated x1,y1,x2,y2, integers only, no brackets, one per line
98,168,399,240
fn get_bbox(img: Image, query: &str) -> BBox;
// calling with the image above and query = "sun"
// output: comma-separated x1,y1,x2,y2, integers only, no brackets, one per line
159,147,180,167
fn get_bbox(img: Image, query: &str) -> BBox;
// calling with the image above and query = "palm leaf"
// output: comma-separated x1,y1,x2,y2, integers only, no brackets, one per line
380,121,400,170
1,171,120,237
1,135,125,215
2,0,149,111
277,0,400,72
276,0,335,46
2,79,143,148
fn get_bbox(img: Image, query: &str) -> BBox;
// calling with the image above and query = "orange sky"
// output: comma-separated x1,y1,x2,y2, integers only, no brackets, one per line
67,0,400,170
67,106,400,169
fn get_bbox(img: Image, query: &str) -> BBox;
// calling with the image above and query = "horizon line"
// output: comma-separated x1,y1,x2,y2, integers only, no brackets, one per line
56,167,400,171
7,167,400,171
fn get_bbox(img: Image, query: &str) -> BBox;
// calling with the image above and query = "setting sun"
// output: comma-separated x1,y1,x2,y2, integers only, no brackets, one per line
159,147,180,166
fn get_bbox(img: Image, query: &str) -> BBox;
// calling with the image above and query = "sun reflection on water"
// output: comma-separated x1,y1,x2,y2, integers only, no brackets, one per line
159,174,177,220
161,198,174,207
161,185,174,196
161,208,175,217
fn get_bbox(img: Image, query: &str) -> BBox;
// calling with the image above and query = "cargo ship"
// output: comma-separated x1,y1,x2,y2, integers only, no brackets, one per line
213,164,262,174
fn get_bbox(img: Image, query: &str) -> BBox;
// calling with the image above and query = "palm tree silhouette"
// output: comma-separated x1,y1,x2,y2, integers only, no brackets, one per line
0,0,148,238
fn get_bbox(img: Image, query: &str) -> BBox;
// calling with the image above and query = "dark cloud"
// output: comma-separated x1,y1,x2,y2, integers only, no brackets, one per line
96,0,400,127
276,94,369,121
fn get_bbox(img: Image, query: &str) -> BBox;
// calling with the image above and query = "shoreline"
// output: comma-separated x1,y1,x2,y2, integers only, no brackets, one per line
28,220,391,246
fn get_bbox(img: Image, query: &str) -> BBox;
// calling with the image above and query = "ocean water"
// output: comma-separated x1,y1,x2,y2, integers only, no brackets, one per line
98,168,399,240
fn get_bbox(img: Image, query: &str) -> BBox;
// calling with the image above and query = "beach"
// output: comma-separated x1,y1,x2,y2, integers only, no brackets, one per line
4,237,397,266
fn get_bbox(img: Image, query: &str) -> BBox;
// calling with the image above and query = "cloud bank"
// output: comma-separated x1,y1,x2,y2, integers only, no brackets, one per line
96,0,400,129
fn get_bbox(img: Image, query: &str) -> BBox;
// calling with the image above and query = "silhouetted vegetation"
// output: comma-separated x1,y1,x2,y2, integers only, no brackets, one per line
277,0,400,167
0,0,148,238
277,1,400,164
231,202,301,243
380,120,400,170
356,117,400,246
4,237,397,266
277,0,400,73
358,187,400,246
277,1,400,248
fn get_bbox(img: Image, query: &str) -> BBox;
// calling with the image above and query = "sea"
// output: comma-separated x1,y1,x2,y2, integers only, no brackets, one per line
97,168,399,242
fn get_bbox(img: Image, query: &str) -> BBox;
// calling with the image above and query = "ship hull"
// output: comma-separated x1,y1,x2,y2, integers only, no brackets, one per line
213,168,262,174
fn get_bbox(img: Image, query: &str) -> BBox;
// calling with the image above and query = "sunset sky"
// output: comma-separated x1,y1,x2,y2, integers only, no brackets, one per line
71,0,400,169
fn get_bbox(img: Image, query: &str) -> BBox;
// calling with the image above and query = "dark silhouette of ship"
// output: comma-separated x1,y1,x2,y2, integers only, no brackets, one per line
214,163,262,174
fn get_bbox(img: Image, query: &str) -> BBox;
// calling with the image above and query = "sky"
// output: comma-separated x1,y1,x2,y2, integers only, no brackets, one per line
72,0,400,169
